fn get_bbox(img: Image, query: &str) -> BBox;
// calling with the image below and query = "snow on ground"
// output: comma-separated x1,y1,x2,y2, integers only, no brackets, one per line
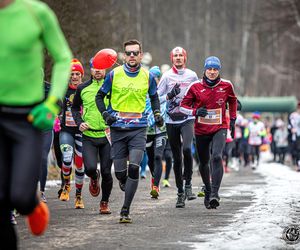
189,151,300,250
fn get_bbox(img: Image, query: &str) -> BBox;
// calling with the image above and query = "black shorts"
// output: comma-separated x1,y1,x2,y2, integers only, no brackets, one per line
110,127,147,159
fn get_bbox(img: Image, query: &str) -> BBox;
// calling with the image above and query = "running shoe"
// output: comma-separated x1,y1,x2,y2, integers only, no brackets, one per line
197,185,205,197
40,192,47,203
60,185,71,201
209,193,220,209
89,169,100,197
119,207,132,223
175,193,186,208
75,195,84,209
99,201,111,214
150,185,160,199
185,184,197,200
162,179,171,188
26,201,49,236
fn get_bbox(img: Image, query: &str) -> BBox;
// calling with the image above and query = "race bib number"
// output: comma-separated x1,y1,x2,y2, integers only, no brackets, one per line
198,108,222,125
65,111,76,127
118,112,142,119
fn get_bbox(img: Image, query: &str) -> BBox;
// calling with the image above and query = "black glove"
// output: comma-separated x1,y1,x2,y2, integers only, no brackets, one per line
167,83,181,100
102,111,117,126
154,111,164,127
195,107,208,117
230,118,236,139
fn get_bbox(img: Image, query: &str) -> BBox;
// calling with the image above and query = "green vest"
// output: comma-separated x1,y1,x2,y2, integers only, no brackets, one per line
111,66,149,113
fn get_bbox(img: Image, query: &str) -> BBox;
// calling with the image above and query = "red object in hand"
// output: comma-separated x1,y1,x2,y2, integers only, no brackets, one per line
93,49,117,70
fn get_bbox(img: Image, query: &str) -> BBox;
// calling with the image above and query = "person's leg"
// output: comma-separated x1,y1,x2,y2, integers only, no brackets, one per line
195,134,212,207
74,133,84,195
121,128,146,219
146,136,155,181
82,135,100,197
166,124,183,193
59,131,75,201
0,119,17,249
53,130,64,196
163,140,173,186
152,134,166,187
140,151,148,179
39,130,53,202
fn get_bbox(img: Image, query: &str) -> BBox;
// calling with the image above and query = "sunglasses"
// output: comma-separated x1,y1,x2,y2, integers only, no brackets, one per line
124,51,140,56
71,72,81,76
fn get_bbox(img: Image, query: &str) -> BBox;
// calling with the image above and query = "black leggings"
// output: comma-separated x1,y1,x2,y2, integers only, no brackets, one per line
82,135,113,202
166,120,194,193
163,139,173,180
0,116,42,248
195,129,227,194
146,133,167,186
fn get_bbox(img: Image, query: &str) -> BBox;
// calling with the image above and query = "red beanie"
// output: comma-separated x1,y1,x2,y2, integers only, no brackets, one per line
170,47,187,64
71,59,84,76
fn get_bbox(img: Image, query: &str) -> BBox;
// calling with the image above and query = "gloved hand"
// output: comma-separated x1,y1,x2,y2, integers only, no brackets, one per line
154,110,164,127
195,107,208,117
167,83,181,100
230,118,236,139
28,96,60,131
102,111,117,126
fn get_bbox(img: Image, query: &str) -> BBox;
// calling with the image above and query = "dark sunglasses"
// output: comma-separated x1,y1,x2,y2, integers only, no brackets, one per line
124,51,140,56
71,72,81,76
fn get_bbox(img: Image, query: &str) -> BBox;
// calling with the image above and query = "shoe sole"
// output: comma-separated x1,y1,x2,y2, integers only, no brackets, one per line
209,198,220,209
175,204,185,208
100,211,112,214
89,189,100,197
119,219,132,223
75,206,84,209
186,196,197,201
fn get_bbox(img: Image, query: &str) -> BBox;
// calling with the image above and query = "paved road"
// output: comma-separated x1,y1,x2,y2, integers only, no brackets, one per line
17,166,264,250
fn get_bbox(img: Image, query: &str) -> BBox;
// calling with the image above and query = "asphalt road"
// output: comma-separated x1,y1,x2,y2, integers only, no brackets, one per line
16,166,264,250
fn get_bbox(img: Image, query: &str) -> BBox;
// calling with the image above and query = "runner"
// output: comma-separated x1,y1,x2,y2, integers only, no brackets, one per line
157,46,198,208
244,112,266,169
180,56,237,209
0,0,72,247
59,59,85,209
72,57,113,214
96,39,163,223
145,66,166,198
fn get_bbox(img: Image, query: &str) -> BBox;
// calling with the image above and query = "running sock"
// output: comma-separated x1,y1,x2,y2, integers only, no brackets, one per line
75,165,84,194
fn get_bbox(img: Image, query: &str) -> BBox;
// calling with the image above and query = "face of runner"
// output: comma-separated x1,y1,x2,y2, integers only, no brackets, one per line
124,44,143,67
172,52,185,69
205,68,219,81
91,68,106,81
70,71,82,87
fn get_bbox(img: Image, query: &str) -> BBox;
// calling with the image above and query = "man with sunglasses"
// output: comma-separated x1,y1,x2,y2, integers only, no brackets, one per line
157,46,198,208
72,58,113,214
96,39,163,223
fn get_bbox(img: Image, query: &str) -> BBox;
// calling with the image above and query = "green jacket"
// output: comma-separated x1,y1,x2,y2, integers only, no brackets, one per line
72,78,109,138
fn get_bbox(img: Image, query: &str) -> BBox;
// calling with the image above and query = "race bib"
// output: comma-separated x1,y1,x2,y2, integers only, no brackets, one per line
118,112,142,119
65,111,76,127
198,108,222,125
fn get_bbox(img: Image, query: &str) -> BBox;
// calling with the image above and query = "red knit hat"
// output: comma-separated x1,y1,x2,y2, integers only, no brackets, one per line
71,59,84,76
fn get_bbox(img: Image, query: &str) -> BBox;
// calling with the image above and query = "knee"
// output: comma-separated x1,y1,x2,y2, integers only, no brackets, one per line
154,154,162,163
183,147,192,157
212,154,222,164
115,170,127,181
60,144,73,164
128,163,140,180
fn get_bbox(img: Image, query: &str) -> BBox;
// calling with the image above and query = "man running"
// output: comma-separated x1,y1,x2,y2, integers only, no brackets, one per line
157,46,198,208
180,56,237,209
72,58,113,214
96,39,163,223
0,0,72,248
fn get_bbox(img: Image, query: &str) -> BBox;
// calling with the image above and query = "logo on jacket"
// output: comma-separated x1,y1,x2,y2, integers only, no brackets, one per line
216,98,224,106
217,87,225,93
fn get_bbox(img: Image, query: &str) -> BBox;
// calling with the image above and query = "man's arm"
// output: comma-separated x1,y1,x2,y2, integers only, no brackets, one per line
39,3,72,100
227,82,237,120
